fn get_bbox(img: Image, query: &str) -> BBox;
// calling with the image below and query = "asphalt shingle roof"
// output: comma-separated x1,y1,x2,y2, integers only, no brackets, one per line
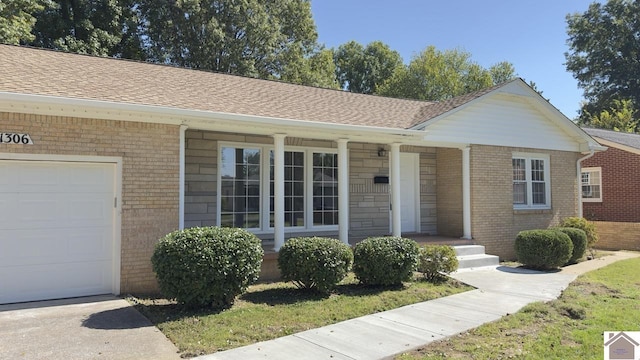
0,45,513,130
582,128,640,150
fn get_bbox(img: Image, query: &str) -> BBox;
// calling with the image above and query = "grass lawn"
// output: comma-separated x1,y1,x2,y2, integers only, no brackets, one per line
131,274,472,358
397,257,640,360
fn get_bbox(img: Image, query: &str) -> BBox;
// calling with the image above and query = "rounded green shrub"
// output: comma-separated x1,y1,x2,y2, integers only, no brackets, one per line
555,227,587,264
514,229,573,270
151,227,264,308
278,237,353,293
559,217,598,248
418,245,459,281
353,236,419,286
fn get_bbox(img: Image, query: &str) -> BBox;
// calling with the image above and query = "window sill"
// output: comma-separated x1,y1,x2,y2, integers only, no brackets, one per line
513,208,552,215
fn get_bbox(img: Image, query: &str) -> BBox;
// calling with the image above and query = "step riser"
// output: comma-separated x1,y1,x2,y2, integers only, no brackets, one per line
454,245,486,257
457,255,500,269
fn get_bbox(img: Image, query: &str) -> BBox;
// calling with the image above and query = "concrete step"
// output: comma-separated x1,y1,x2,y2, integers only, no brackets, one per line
453,245,486,257
457,253,500,269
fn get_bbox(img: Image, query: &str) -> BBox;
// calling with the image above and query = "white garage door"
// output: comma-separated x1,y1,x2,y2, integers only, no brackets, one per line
0,160,116,304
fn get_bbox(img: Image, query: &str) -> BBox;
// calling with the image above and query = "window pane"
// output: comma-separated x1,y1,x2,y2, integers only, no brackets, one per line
270,150,305,227
313,152,339,226
532,182,546,204
220,147,261,229
513,183,527,204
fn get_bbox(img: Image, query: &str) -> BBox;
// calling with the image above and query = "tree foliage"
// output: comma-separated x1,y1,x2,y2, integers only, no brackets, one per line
377,46,515,101
280,47,340,89
584,98,638,133
0,0,48,44
333,40,403,94
139,0,318,79
565,0,640,127
29,0,142,57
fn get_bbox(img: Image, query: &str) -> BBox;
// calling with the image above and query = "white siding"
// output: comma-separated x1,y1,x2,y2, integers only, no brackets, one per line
423,94,580,151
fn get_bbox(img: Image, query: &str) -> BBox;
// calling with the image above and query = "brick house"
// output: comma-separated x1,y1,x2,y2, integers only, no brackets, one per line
0,45,603,304
581,128,640,251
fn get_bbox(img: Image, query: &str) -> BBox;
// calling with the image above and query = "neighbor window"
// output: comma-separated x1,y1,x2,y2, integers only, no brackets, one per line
512,153,551,209
218,143,339,232
581,167,602,202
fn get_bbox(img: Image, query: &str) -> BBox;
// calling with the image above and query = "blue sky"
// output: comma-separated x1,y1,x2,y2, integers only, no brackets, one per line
311,1,598,120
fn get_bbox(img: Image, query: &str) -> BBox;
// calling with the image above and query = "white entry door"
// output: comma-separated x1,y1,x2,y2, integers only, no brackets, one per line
397,153,420,233
0,160,116,304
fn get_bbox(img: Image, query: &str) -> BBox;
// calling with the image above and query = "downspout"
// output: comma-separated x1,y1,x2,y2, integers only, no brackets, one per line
576,148,595,218
179,125,188,230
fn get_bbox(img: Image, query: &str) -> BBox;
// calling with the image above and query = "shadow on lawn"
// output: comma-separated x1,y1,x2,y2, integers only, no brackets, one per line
240,282,406,306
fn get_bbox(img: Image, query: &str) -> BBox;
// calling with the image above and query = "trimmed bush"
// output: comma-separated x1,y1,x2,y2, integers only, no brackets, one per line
151,227,263,308
353,236,419,286
559,217,598,248
278,237,353,294
514,229,573,269
418,245,459,281
555,227,587,264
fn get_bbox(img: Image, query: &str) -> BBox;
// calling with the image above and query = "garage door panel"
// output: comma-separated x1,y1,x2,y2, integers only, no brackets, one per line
0,260,112,304
1,227,112,267
0,160,116,304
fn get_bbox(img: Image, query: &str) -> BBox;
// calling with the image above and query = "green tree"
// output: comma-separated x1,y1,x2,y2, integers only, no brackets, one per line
333,40,403,94
378,46,515,101
0,0,49,44
584,98,638,133
30,0,144,58
140,0,318,79
489,61,517,85
565,0,640,124
280,48,339,89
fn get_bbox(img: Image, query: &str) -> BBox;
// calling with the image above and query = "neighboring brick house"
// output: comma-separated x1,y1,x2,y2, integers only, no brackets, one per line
581,128,640,251
0,45,603,304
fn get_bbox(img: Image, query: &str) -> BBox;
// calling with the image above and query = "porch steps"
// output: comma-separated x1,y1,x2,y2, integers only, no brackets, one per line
454,245,500,269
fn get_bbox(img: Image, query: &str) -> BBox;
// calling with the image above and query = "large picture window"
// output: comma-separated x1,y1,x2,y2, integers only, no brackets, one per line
512,153,551,209
218,143,339,232
581,167,602,202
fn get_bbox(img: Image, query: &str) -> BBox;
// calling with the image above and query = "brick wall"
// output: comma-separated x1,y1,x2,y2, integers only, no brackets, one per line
436,148,463,237
592,221,640,251
0,112,180,294
470,145,580,260
582,147,640,222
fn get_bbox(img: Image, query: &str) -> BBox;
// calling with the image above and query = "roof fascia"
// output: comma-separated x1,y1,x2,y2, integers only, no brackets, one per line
592,137,640,155
0,92,426,144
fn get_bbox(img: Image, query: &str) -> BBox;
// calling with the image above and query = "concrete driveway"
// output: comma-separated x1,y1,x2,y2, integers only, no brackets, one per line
0,295,181,360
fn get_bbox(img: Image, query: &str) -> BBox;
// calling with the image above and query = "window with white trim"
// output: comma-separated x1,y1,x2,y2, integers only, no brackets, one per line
581,167,602,202
512,153,551,209
218,143,339,232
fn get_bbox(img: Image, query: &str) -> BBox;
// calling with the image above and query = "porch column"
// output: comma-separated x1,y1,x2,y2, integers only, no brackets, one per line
390,143,402,237
179,124,188,230
337,139,349,244
273,134,286,251
461,146,472,239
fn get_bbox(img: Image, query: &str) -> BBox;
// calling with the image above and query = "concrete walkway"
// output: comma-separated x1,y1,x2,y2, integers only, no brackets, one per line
198,251,639,360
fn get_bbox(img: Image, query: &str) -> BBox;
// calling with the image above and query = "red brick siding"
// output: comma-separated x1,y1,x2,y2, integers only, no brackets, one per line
0,112,180,294
582,147,640,222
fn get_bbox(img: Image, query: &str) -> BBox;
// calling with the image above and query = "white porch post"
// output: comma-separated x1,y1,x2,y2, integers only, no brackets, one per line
273,134,286,251
179,125,188,230
461,146,472,239
337,139,349,244
390,143,402,237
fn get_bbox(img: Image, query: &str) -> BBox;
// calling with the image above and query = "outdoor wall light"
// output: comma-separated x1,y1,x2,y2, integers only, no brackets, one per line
377,147,387,157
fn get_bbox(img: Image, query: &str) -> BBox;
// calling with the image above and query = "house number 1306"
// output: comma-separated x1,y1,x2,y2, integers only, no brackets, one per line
0,133,33,144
